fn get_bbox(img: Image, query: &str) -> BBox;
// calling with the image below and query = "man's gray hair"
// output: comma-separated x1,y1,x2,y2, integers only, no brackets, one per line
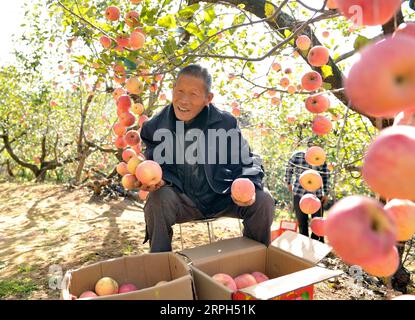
177,64,212,95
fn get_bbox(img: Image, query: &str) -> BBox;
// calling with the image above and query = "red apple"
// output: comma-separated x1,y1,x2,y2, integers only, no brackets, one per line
231,178,255,203
119,112,136,127
393,22,415,38
344,35,415,118
307,46,330,67
114,136,127,149
287,85,296,94
384,199,415,241
212,273,237,291
131,103,145,115
135,160,163,186
117,95,132,113
122,174,139,190
325,195,397,266
138,115,149,127
280,77,290,88
310,217,326,237
232,107,241,117
130,30,145,50
362,126,415,200
305,146,327,166
122,148,137,162
296,35,311,51
287,115,296,124
105,6,120,21
299,169,323,192
116,162,129,176
113,88,126,101
301,71,322,91
125,11,140,28
116,35,130,48
79,291,98,299
118,283,138,294
361,246,400,277
312,115,332,136
124,130,141,146
125,77,144,95
326,0,337,9
272,62,281,72
299,194,322,214
251,271,269,284
234,274,257,289
113,123,126,136
271,97,281,106
305,94,330,114
99,36,112,49
335,0,402,26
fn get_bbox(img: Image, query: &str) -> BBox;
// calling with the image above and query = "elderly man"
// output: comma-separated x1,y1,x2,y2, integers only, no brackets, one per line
139,64,275,252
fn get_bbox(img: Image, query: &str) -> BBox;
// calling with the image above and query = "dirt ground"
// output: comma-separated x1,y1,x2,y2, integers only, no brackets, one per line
0,181,413,300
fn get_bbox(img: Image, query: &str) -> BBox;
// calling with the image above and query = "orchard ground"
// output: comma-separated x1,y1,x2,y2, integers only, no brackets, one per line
0,181,413,300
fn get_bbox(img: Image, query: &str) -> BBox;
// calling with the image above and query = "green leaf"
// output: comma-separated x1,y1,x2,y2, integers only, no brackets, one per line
321,65,333,79
353,35,371,51
184,22,201,36
265,3,275,18
229,14,246,35
178,4,200,20
232,14,246,26
189,40,199,50
157,14,177,29
207,28,218,37
230,42,238,52
284,30,292,38
283,29,295,45
246,62,256,73
119,58,137,71
164,36,177,55
204,7,216,24
322,82,332,90
72,55,87,65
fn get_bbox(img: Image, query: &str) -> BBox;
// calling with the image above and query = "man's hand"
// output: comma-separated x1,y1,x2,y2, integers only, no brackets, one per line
138,179,166,192
321,195,329,205
231,193,256,207
287,184,293,192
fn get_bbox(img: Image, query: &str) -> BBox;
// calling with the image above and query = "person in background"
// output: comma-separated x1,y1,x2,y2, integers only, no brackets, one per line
284,137,330,242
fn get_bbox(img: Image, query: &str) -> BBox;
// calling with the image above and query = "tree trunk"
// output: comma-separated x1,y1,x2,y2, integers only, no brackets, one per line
74,148,91,185
35,169,47,182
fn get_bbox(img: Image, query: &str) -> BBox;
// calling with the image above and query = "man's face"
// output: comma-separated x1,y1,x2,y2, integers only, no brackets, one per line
172,75,214,122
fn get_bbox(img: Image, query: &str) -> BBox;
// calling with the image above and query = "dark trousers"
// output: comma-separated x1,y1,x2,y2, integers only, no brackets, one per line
144,186,275,252
293,194,324,243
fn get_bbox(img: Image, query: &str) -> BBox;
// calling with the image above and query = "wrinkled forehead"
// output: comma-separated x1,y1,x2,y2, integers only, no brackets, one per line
174,75,208,92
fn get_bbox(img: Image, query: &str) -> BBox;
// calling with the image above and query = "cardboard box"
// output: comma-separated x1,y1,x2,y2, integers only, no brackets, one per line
180,231,343,300
61,252,194,300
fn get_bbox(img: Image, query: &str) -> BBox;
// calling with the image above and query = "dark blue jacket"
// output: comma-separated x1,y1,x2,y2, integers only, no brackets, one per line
140,103,265,213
